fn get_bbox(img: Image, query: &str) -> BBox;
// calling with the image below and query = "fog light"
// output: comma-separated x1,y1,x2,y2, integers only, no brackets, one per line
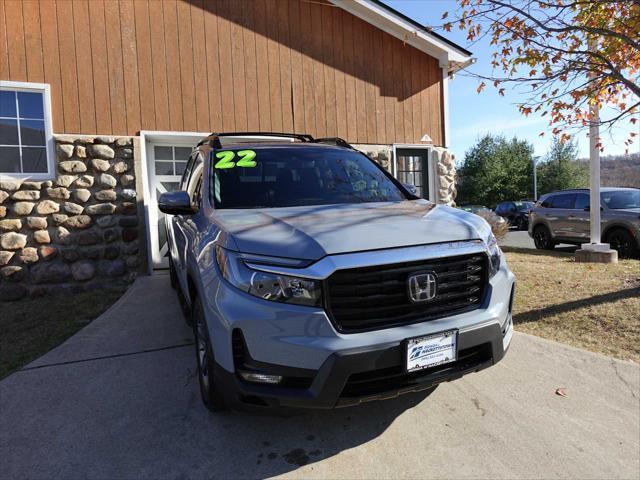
239,371,283,384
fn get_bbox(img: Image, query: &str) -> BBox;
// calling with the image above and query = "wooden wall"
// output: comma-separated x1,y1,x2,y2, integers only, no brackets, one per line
0,0,444,145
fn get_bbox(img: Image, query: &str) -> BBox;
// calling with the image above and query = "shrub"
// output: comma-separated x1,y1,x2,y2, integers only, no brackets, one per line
476,210,509,241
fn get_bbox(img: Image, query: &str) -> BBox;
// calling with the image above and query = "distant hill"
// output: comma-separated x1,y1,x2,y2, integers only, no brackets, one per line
578,153,640,188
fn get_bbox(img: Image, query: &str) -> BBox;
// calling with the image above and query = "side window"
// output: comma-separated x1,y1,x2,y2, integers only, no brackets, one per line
541,196,553,208
575,193,590,210
550,193,576,209
496,203,505,213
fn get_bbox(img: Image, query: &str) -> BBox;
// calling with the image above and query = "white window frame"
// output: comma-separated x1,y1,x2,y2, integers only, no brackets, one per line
392,144,436,202
0,81,56,180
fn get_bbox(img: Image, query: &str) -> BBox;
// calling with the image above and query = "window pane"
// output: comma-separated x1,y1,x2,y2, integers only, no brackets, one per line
0,91,17,118
0,146,20,172
155,161,174,175
17,92,44,119
0,118,19,144
551,193,576,209
174,147,192,160
20,119,46,146
21,147,48,173
175,162,186,175
154,146,173,160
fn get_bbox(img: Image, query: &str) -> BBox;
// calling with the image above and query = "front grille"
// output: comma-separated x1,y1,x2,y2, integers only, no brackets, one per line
340,343,492,398
325,252,488,333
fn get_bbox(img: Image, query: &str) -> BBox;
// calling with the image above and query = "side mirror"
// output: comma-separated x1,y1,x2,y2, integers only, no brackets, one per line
158,191,196,215
402,183,418,196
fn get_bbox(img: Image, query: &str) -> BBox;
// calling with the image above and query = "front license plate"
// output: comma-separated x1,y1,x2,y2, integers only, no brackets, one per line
406,330,458,372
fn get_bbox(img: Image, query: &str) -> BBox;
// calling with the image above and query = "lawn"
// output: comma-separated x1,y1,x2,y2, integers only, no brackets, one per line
0,288,126,379
505,248,640,362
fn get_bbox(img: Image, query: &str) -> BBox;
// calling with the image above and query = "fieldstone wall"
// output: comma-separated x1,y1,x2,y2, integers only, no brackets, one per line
432,148,457,206
0,135,142,301
354,144,457,205
353,144,392,172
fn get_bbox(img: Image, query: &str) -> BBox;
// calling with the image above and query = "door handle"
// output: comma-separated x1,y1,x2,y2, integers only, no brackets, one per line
568,215,576,218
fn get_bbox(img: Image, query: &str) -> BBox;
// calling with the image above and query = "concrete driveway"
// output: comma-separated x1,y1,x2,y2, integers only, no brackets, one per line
1,275,638,480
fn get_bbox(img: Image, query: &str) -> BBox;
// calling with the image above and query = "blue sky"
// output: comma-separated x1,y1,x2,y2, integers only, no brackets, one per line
385,0,640,162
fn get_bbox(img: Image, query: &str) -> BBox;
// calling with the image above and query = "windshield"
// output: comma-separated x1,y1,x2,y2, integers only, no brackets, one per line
514,201,534,211
602,190,640,209
211,146,407,209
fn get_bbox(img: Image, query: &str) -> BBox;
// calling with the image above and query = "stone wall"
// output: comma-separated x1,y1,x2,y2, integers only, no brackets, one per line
0,136,142,301
352,144,392,172
432,148,457,206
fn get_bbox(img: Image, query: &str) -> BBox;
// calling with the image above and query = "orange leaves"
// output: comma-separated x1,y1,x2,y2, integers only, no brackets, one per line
445,0,639,150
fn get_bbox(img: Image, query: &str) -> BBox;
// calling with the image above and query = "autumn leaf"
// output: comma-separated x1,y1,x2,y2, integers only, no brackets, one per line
441,11,449,19
476,81,486,94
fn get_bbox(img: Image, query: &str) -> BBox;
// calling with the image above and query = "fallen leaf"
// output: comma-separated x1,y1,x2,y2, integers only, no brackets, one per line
555,388,567,397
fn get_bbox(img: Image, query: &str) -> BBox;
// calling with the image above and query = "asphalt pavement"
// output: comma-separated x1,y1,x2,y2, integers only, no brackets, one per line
500,229,579,252
1,275,638,479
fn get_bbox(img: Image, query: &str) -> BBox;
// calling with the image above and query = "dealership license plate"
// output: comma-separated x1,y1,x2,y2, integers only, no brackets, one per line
406,330,458,372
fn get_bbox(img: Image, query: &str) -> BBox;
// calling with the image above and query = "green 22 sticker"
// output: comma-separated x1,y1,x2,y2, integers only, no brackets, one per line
214,150,257,169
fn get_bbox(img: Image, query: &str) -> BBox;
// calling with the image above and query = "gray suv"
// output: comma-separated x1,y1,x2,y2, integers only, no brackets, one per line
528,188,640,258
159,133,515,411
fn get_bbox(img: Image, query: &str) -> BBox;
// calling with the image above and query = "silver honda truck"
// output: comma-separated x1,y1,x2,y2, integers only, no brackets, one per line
159,133,515,412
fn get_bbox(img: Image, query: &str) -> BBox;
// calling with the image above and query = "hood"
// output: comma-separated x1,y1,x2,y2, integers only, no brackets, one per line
213,201,490,261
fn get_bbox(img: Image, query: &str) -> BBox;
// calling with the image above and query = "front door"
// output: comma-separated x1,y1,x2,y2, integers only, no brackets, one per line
394,148,432,200
146,141,196,269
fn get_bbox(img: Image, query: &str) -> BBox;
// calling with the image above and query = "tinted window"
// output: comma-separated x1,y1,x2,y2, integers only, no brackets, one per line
211,146,407,209
496,203,508,213
550,193,576,209
575,193,590,210
602,190,640,209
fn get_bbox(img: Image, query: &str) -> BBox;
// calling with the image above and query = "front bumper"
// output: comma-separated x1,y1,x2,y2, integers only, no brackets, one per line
214,316,513,409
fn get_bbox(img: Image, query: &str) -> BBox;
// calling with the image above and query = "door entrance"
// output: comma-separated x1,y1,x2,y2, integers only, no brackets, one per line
393,146,434,201
142,132,208,270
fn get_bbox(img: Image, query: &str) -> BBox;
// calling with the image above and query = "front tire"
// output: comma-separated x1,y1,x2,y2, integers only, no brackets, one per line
515,217,526,231
606,228,637,259
192,297,227,412
533,225,556,250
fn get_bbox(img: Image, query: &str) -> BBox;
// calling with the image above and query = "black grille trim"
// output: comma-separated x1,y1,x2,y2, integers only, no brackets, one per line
325,253,489,333
340,343,493,398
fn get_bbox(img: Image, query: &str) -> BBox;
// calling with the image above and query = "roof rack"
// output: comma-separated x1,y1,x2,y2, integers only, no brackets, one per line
314,137,355,149
198,132,315,148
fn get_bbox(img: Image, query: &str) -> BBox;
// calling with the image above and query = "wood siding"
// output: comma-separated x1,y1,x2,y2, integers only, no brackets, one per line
0,0,444,145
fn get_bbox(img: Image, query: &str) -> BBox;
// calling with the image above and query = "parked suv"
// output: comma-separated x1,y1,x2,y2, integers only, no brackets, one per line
528,188,640,258
159,133,515,412
495,201,534,230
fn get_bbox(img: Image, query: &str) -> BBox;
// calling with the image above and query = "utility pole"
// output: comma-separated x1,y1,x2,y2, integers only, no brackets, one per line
575,38,617,263
532,156,539,201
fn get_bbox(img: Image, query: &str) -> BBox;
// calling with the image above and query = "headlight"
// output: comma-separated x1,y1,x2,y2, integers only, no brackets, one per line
486,232,502,277
215,246,321,307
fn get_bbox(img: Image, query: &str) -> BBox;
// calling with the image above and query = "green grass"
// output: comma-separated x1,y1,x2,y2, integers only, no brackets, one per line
505,248,640,361
0,288,126,379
